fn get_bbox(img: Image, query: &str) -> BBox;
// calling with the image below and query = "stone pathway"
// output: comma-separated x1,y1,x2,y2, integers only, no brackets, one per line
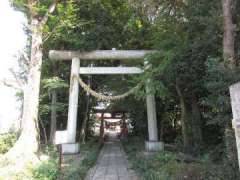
85,131,139,180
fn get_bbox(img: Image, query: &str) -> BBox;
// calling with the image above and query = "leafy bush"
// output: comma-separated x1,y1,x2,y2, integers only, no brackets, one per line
32,160,59,180
0,132,18,154
123,136,240,180
32,146,59,180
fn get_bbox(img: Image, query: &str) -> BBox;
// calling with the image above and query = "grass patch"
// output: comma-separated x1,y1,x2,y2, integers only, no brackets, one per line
32,146,59,180
0,145,58,180
61,137,102,179
122,136,240,180
0,136,101,180
33,137,102,180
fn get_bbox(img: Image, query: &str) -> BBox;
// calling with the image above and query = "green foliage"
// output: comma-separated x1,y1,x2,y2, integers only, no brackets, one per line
32,159,59,180
42,76,69,93
0,132,18,154
0,138,100,180
66,151,98,179
12,0,61,19
32,146,59,180
61,137,102,179
12,0,28,13
202,58,240,128
123,136,240,180
123,136,202,180
198,153,240,180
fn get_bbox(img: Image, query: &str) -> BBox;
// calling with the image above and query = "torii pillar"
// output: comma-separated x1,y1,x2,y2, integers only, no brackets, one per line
229,82,240,169
63,57,80,154
145,61,164,151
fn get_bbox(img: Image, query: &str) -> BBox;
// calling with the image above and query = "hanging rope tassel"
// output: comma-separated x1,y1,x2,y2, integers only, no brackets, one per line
77,75,143,101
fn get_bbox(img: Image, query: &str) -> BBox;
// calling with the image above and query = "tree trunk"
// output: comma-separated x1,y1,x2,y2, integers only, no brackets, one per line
176,81,193,154
80,75,91,143
2,1,58,167
222,0,238,168
6,19,43,160
80,94,90,144
49,62,58,144
222,0,236,68
175,79,202,156
190,93,202,155
39,116,48,144
50,90,57,144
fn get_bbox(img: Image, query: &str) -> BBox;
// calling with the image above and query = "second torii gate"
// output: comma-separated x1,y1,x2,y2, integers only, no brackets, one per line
50,49,164,154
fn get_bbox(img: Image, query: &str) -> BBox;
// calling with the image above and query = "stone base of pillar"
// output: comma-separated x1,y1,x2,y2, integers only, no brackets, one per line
61,143,80,154
145,141,164,152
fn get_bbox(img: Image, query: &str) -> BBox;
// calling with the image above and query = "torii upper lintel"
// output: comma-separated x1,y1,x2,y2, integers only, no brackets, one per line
49,50,157,61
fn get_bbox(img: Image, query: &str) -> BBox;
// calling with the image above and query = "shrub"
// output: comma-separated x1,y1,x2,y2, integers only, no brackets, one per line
32,146,59,180
32,160,59,180
0,132,18,154
123,136,204,180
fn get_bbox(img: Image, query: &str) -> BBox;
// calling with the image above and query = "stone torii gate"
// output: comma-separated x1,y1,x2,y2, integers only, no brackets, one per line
50,50,164,154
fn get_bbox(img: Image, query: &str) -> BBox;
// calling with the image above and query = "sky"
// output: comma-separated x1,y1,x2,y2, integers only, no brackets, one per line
0,0,27,133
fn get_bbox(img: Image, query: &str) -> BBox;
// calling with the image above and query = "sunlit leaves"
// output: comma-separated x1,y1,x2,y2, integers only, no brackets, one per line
42,76,69,92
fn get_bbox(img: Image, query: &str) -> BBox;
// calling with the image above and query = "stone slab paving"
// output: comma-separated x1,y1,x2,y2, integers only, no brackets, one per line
85,131,139,180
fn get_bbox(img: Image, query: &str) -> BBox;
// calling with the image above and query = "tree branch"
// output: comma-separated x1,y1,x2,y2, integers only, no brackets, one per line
0,79,24,91
39,0,58,27
43,18,64,43
9,68,27,86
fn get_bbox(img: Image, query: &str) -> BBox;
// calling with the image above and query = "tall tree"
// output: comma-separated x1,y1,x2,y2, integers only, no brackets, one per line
6,0,58,161
222,0,236,68
49,63,58,144
148,0,216,155
80,75,91,144
222,0,238,168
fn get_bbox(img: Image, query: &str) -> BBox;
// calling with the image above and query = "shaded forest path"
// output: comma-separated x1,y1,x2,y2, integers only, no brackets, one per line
85,131,139,180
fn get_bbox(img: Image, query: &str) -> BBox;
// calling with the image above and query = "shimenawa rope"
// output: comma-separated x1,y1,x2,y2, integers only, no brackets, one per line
76,75,142,101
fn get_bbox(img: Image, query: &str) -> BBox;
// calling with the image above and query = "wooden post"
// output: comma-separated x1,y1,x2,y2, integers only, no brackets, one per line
57,144,62,171
229,82,240,168
122,113,128,138
100,113,104,142
67,57,80,143
50,90,57,144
